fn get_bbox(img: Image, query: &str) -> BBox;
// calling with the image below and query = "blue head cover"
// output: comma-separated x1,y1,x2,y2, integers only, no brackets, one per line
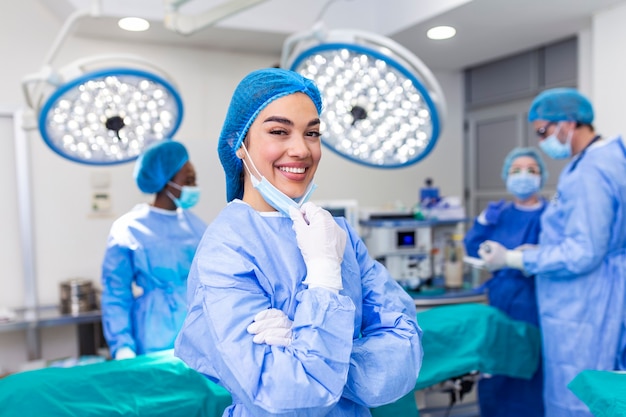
134,140,189,193
218,68,323,202
501,146,548,187
528,88,594,124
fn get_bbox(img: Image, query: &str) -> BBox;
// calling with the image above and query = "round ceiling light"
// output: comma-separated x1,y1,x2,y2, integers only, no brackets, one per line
427,26,456,40
118,17,150,32
282,29,446,168
38,67,183,165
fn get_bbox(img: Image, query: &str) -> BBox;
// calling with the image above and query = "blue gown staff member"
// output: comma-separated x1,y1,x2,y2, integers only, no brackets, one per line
175,68,423,416
464,147,547,417
101,140,207,360
478,88,626,417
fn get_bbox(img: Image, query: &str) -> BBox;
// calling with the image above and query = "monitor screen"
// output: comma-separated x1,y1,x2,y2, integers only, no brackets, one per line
397,230,416,248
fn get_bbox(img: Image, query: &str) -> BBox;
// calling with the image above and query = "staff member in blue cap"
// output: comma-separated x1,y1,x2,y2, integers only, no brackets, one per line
465,146,548,417
101,140,207,360
174,68,422,416
479,88,626,417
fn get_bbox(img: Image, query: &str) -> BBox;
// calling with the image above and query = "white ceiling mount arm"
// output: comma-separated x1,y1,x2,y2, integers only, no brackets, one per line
43,0,102,67
280,21,329,70
165,0,193,9
23,0,103,111
164,0,269,36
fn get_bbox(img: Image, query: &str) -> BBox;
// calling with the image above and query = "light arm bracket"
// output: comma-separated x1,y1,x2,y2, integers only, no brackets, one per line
163,0,269,36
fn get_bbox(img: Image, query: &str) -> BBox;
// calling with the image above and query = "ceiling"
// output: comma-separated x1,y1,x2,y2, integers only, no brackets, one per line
41,0,624,71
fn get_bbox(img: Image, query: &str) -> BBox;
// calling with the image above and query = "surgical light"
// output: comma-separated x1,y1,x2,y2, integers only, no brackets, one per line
281,26,446,168
21,5,184,165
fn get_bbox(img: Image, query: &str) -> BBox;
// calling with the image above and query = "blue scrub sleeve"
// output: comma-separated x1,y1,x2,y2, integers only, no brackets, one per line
341,232,423,408
464,219,491,258
464,200,511,258
524,163,614,277
176,247,357,416
484,200,507,224
101,236,136,356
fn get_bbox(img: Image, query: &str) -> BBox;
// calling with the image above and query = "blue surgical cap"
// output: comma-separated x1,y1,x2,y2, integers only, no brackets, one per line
134,140,189,193
501,147,548,188
528,88,594,124
218,68,323,202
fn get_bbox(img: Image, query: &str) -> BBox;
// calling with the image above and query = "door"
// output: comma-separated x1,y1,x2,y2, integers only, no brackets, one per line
465,99,568,218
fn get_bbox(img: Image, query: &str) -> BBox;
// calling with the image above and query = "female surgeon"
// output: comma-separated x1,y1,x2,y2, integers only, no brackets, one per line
101,140,207,360
464,147,547,417
174,68,423,416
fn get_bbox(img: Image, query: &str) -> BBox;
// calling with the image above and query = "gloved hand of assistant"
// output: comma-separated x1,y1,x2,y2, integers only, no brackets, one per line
289,202,346,293
114,346,136,360
247,308,293,347
478,240,524,271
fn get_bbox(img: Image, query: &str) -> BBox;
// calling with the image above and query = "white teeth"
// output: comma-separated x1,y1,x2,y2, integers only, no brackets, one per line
279,167,306,174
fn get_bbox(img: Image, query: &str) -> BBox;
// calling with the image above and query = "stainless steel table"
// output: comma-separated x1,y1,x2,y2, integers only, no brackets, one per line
0,305,104,359
412,290,488,311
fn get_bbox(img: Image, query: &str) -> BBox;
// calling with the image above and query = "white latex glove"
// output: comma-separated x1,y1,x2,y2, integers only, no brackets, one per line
289,202,347,293
478,240,524,271
246,308,293,347
114,346,136,360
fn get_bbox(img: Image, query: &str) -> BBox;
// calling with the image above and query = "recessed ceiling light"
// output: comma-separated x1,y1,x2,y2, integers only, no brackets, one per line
118,17,150,32
427,26,456,40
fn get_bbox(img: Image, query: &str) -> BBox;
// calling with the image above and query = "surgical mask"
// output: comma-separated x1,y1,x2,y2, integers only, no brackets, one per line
540,124,572,159
167,182,201,209
240,144,317,217
506,172,541,200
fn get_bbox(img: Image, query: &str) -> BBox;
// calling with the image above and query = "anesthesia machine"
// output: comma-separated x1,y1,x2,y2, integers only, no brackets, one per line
361,218,434,290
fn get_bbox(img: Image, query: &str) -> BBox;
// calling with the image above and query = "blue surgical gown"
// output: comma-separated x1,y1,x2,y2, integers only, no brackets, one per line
101,203,207,357
464,200,546,417
523,136,626,417
175,201,423,416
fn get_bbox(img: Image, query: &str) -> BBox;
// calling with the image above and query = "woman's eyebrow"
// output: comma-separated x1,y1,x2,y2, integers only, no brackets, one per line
263,116,293,125
262,116,320,127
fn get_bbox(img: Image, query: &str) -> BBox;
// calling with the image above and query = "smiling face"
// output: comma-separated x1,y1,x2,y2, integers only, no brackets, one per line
239,92,321,212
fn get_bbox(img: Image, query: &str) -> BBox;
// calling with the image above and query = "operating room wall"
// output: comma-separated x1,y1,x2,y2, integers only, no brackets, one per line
0,0,463,369
590,2,626,138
